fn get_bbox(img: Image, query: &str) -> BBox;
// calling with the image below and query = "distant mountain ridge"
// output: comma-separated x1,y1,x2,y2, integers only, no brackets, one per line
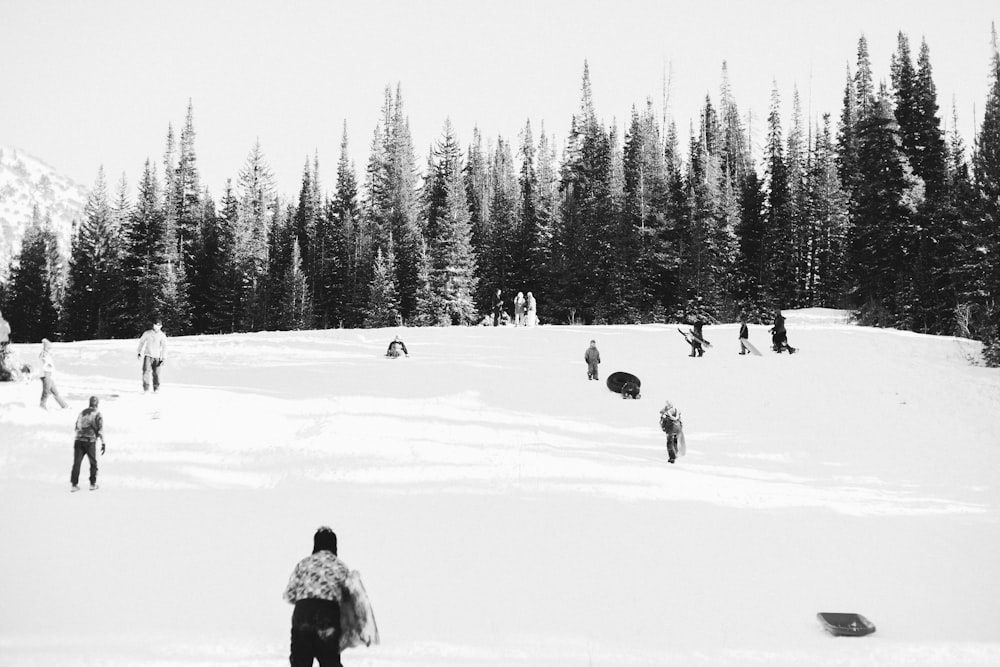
0,146,88,273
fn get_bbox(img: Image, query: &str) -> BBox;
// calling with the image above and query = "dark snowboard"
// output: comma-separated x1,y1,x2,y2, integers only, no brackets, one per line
606,371,641,399
817,612,876,637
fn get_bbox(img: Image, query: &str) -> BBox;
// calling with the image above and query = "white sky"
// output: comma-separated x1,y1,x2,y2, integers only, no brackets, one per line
1,0,996,198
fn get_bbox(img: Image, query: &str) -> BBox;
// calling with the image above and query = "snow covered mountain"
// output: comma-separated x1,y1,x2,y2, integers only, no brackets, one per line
0,146,88,271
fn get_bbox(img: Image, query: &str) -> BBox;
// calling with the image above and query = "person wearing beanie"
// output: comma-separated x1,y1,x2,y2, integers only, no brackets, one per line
658,400,685,464
71,396,105,491
284,527,351,666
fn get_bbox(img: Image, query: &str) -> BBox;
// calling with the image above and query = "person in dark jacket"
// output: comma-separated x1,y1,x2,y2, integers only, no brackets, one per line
491,288,503,326
71,396,105,491
739,318,751,355
284,527,351,667
686,320,706,357
584,339,601,380
385,336,408,358
769,310,797,353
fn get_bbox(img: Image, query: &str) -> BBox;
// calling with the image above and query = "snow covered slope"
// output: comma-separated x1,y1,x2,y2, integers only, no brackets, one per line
0,146,87,270
1,309,998,665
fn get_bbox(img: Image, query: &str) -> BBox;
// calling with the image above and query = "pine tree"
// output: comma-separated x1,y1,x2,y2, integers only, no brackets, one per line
364,245,401,328
329,124,361,327
850,94,919,325
5,206,60,341
805,115,850,306
120,160,167,334
855,35,877,122
233,140,275,331
174,101,202,273
434,144,479,325
764,84,795,306
63,167,124,340
837,65,861,196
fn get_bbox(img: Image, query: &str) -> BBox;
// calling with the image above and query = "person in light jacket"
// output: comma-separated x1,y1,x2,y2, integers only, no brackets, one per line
39,338,69,409
136,320,167,393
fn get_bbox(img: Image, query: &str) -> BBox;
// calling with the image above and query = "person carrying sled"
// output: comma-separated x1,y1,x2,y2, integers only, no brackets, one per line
284,527,351,667
769,310,796,353
659,400,685,464
685,319,707,357
385,336,408,358
739,317,751,355
71,396,105,492
39,338,69,409
584,339,601,380
137,320,167,392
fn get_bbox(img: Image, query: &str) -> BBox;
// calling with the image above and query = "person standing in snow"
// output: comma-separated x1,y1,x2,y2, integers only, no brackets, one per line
39,338,69,409
71,396,104,492
584,339,601,380
738,317,751,355
770,310,796,353
136,320,167,393
385,335,408,358
491,288,503,327
0,309,10,353
525,291,537,326
513,292,525,326
659,400,684,464
686,319,706,357
284,527,351,667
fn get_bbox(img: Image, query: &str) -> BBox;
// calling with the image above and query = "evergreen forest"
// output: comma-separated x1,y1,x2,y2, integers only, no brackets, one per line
3,30,1000,365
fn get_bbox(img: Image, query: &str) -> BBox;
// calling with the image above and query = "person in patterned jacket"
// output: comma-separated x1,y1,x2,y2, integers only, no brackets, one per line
284,527,351,667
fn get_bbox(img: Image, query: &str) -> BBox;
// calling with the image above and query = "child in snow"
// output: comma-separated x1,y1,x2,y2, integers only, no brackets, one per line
385,336,408,358
584,340,601,380
39,338,69,409
659,400,685,464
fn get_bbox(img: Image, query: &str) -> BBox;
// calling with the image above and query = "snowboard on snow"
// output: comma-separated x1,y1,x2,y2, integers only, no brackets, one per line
739,338,762,356
339,570,380,650
678,328,712,348
816,612,876,637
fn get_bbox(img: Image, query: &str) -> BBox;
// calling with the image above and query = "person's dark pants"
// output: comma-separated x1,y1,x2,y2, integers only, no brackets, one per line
71,439,98,486
587,362,599,380
142,356,162,392
666,434,678,462
40,375,68,408
290,598,342,667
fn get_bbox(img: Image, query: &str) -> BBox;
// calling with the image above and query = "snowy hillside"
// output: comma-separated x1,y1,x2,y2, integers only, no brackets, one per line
0,146,87,270
1,309,998,666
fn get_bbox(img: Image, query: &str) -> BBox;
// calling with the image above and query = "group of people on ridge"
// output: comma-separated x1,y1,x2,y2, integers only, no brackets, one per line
490,289,537,327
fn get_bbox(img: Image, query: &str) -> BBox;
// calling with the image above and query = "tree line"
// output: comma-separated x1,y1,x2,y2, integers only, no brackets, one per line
2,29,999,364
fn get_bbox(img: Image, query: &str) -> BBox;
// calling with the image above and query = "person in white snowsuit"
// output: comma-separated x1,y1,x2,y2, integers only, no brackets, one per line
136,321,167,393
513,292,525,326
659,400,684,464
284,527,352,667
584,339,601,380
0,309,10,352
71,396,105,492
39,338,69,409
525,292,537,326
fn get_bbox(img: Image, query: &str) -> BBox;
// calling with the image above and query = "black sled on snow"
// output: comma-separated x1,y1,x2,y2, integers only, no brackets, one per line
606,371,641,399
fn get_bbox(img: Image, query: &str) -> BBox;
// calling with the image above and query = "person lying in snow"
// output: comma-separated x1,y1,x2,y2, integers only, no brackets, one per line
385,336,409,358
